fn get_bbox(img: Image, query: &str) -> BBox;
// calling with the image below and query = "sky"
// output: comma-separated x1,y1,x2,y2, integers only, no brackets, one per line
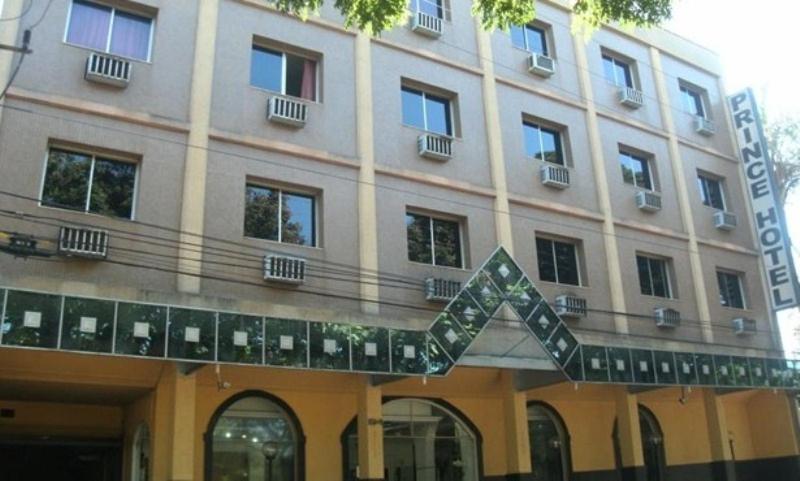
666,0,800,355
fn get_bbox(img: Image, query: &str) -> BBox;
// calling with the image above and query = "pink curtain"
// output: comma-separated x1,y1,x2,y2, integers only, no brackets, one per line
300,60,316,101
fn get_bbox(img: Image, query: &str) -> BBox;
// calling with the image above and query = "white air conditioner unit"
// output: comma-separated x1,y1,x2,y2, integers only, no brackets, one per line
417,133,452,161
85,52,131,88
267,96,308,127
527,53,555,77
425,278,461,302
264,254,306,284
713,211,737,231
732,317,756,336
635,190,662,212
411,11,442,37
540,164,570,189
554,295,587,318
618,86,644,109
58,226,109,259
694,116,715,136
654,307,680,328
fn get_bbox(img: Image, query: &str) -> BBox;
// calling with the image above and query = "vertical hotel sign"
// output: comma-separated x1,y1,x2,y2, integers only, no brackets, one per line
729,88,800,310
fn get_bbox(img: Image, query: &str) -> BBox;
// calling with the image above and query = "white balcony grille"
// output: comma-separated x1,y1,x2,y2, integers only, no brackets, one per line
635,190,662,212
84,52,131,87
425,278,461,302
267,96,308,127
618,87,644,109
527,53,555,77
411,11,442,37
540,164,570,189
714,211,738,231
58,227,109,259
264,255,306,284
694,116,716,136
732,317,756,336
554,295,587,318
654,307,681,328
417,133,452,161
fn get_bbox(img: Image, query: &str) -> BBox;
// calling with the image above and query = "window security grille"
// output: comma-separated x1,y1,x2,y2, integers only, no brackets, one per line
635,190,662,212
263,255,306,284
85,52,131,87
58,227,109,259
527,53,555,77
694,116,715,136
267,96,308,127
424,278,461,302
540,164,570,189
411,11,442,37
714,211,738,231
732,317,756,336
618,86,644,109
417,133,452,161
654,307,681,328
554,294,587,318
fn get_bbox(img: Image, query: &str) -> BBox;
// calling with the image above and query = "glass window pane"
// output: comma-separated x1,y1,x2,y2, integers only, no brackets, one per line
42,149,92,211
540,128,562,165
281,192,315,246
264,317,308,368
536,238,557,283
632,155,652,190
401,88,425,130
510,25,526,49
707,178,724,209
89,158,136,219
167,308,216,361
619,153,634,185
697,177,710,205
309,322,350,370
554,241,579,286
1,290,61,348
406,213,432,264
115,302,166,357
350,326,390,373
649,259,670,298
418,0,442,18
66,0,111,51
245,185,280,241
602,56,616,83
109,10,151,60
637,255,652,296
433,218,462,268
424,94,452,136
528,406,566,481
217,313,263,365
523,123,542,159
526,26,547,55
251,47,283,93
60,297,115,353
616,61,633,87
284,53,316,100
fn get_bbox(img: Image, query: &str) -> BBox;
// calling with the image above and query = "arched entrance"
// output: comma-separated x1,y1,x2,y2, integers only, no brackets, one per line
527,402,571,481
205,391,305,481
612,405,666,481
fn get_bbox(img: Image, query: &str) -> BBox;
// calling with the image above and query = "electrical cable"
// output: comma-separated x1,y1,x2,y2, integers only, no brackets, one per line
0,0,32,22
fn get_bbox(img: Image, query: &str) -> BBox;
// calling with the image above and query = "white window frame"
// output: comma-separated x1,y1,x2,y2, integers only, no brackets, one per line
63,0,156,63
537,236,582,286
39,146,139,220
717,270,747,309
602,53,635,88
697,173,727,211
415,0,447,20
523,121,564,165
251,44,320,102
620,151,654,191
244,183,318,247
406,210,465,269
402,86,455,137
638,255,672,299
510,23,549,55
679,83,709,119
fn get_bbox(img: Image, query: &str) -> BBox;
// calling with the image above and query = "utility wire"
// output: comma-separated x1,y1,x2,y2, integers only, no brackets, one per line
0,0,32,22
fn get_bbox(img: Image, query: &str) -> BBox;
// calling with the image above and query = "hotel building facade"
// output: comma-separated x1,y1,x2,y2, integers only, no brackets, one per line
0,0,798,480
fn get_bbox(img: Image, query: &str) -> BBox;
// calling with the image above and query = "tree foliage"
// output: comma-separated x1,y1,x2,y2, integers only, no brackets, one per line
764,115,800,205
269,0,673,34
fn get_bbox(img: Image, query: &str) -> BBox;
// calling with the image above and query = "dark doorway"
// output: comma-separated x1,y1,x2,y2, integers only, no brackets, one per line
0,437,122,481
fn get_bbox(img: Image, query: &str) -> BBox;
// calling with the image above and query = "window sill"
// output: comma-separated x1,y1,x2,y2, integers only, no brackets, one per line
530,157,569,168
720,305,749,312
248,85,321,104
401,122,459,140
535,279,587,290
639,293,679,302
243,236,323,252
63,42,152,65
38,203,136,223
407,260,469,272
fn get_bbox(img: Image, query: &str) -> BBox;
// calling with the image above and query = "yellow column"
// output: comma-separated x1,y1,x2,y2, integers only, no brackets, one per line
0,0,24,127
702,389,736,480
571,25,629,333
176,0,220,293
357,378,384,480
151,364,198,481
474,19,514,252
614,388,645,480
649,47,714,343
355,33,380,315
502,371,532,477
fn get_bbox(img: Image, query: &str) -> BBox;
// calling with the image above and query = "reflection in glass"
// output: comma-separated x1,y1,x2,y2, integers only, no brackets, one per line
42,149,92,211
90,158,136,219
528,404,569,481
245,185,315,246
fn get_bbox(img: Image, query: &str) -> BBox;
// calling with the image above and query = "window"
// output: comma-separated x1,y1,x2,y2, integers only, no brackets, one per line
510,24,548,55
401,86,453,136
619,151,653,190
536,237,581,286
717,271,746,309
636,255,672,298
697,173,726,210
251,45,317,101
406,212,463,268
416,0,443,18
244,184,316,247
528,403,570,481
66,0,154,61
602,54,634,88
523,122,564,165
41,147,137,219
209,394,302,481
680,83,707,118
